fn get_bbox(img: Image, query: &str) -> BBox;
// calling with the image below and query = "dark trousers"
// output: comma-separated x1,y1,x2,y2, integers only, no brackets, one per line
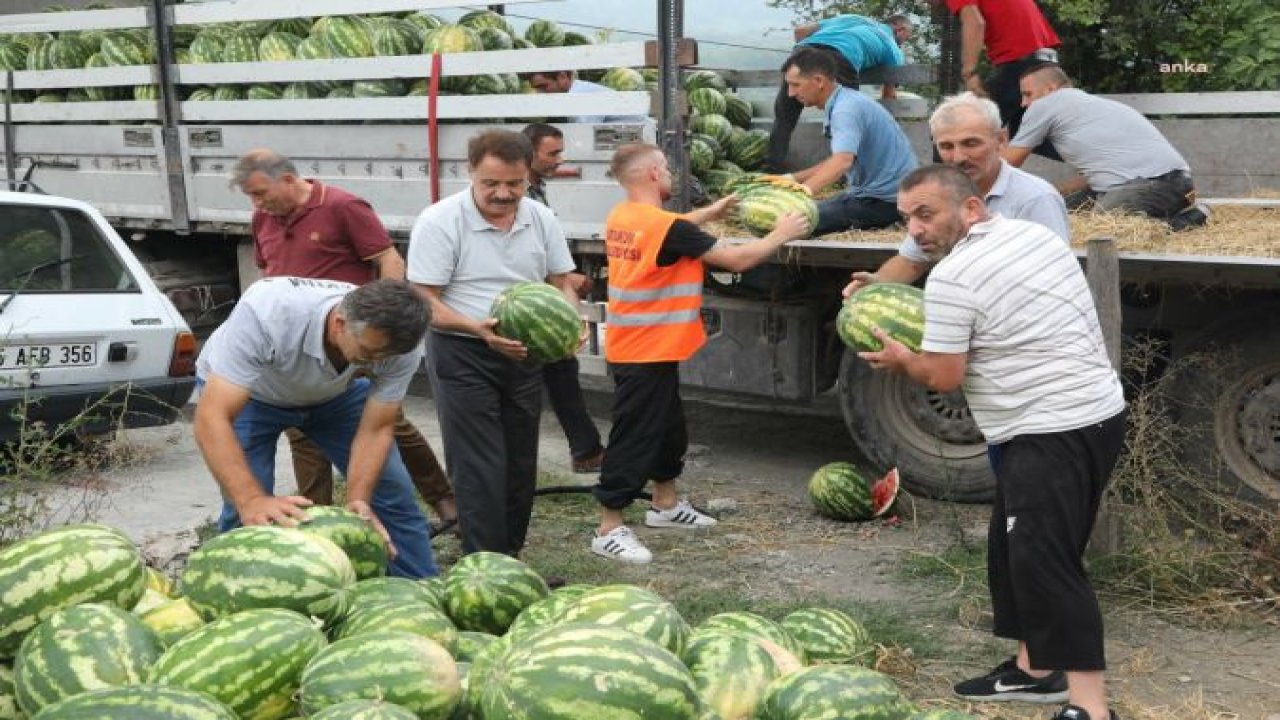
767,45,860,171
1065,170,1194,220
426,332,542,556
987,55,1061,161
542,356,603,461
986,410,1127,671
814,194,900,235
593,362,687,510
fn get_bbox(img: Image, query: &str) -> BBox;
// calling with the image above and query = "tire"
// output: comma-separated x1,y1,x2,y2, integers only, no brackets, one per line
838,349,994,502
1178,309,1280,503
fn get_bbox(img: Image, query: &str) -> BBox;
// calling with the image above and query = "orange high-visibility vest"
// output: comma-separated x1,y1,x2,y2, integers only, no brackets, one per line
604,201,706,363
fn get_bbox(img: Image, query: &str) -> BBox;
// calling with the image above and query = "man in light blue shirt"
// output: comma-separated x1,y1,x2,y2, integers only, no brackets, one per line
767,14,912,170
784,47,917,235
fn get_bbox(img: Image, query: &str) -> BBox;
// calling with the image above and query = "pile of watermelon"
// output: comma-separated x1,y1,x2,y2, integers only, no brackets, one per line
0,12,631,105
680,68,771,195
0,513,975,719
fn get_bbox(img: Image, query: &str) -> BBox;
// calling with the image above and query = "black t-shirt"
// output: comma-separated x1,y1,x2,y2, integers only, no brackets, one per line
657,219,718,267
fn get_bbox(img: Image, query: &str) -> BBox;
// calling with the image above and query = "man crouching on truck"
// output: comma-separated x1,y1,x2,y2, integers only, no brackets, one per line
193,277,439,578
588,143,810,564
860,165,1126,720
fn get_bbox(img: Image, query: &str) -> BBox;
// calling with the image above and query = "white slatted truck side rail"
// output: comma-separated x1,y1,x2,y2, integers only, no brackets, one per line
0,0,657,236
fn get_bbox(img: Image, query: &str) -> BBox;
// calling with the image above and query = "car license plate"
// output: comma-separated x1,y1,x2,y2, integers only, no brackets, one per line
0,343,96,370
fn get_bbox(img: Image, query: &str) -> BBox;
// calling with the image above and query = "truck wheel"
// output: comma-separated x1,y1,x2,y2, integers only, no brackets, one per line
838,350,994,502
1214,359,1280,501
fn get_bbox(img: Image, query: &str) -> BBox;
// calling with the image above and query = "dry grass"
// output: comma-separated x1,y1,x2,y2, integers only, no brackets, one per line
709,201,1280,258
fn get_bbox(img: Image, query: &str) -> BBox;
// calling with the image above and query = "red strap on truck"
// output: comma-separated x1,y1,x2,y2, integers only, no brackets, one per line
428,52,442,204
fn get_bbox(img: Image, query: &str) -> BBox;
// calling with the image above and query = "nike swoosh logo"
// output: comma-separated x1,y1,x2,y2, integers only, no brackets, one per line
993,680,1036,692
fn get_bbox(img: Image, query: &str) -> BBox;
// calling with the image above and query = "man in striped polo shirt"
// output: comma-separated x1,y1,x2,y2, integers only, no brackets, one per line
859,165,1126,720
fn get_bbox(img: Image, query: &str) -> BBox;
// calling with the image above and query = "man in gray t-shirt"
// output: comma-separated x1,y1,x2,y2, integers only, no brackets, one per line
1006,64,1201,225
407,129,579,558
194,277,439,578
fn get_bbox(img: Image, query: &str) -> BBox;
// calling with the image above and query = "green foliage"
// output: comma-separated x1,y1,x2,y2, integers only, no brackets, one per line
771,0,1280,92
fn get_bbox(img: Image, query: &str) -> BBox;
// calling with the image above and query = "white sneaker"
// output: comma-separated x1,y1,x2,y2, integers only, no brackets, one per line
591,526,653,564
645,499,717,529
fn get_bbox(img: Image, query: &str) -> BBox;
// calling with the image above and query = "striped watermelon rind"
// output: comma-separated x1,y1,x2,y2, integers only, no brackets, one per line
781,607,876,665
523,19,565,48
451,631,498,663
837,282,924,353
480,623,701,720
756,665,913,720
323,16,375,58
599,67,646,92
688,87,727,116
488,282,583,366
28,685,237,720
335,599,457,654
681,630,794,720
14,603,161,716
299,506,389,580
504,583,593,641
728,128,769,171
443,551,549,635
179,526,355,623
309,699,419,720
736,185,818,238
694,611,808,665
690,113,733,147
556,584,691,656
139,597,205,648
684,69,729,93
0,524,146,660
723,93,755,129
349,576,439,609
299,631,460,718
148,607,326,720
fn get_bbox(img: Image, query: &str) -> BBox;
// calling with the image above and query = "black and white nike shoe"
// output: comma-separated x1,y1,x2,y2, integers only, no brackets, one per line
953,657,1069,703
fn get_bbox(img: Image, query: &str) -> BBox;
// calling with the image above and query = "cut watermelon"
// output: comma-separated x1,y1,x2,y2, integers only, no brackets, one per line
871,467,900,518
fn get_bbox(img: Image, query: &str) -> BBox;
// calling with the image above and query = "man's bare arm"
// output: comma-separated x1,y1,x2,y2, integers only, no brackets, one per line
369,248,407,280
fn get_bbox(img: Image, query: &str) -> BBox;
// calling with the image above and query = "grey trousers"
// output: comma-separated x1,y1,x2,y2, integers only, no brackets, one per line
1066,170,1194,219
426,332,542,556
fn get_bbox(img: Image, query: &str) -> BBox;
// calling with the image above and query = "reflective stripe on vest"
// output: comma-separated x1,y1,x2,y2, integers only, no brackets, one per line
604,201,706,363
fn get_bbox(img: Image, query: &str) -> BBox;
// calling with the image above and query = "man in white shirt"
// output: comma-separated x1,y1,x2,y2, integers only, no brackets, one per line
861,164,1126,720
844,91,1068,296
525,70,647,124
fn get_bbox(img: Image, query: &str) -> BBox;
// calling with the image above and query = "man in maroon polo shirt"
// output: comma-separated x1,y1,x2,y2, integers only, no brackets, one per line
933,0,1061,157
231,148,458,532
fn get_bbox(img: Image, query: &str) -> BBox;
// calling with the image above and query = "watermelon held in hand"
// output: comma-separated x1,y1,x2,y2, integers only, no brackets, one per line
808,463,900,522
837,282,924,353
735,184,817,238
488,282,583,365
297,505,389,580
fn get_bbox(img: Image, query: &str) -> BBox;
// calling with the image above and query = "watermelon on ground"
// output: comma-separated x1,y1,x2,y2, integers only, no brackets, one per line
443,552,549,634
837,283,924,354
179,525,355,623
808,463,901,522
488,283,583,366
452,631,498,663
555,585,691,656
781,607,875,665
478,623,702,720
299,631,460,719
694,611,807,664
504,584,593,641
28,685,237,720
0,524,146,659
349,577,440,610
14,604,161,716
139,597,205,647
310,699,419,720
755,665,913,720
148,608,326,720
335,599,457,654
681,630,799,720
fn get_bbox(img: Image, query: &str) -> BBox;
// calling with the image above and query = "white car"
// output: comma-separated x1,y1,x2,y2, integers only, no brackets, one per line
0,190,197,445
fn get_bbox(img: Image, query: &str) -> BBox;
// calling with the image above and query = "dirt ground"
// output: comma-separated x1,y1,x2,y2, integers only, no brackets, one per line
88,385,1280,719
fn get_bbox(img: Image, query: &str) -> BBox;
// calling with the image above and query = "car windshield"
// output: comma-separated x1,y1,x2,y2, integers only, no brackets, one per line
0,204,139,293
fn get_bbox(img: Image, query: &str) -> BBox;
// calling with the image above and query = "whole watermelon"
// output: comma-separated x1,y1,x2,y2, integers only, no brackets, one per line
488,282,583,365
478,623,702,720
599,67,646,92
257,31,302,61
475,27,514,52
372,19,422,56
691,112,733,147
684,69,729,93
14,603,161,716
334,599,457,654
681,630,797,720
29,685,237,720
688,87,727,116
504,583,593,641
443,551,549,634
524,19,565,47
837,283,924,353
458,9,514,35
211,85,245,101
219,31,259,63
348,576,441,609
148,608,325,720
781,607,875,665
808,463,900,522
424,24,483,54
0,524,146,659
179,525,355,623
323,15,375,58
556,584,690,656
0,663,16,720
728,128,769,170
756,665,912,720
690,136,717,176
724,93,755,129
452,631,499,663
736,184,817,238
694,611,807,664
139,597,205,647
299,631,460,719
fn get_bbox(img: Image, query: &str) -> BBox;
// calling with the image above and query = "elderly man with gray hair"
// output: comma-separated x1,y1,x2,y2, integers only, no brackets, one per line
194,277,441,578
844,91,1068,295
